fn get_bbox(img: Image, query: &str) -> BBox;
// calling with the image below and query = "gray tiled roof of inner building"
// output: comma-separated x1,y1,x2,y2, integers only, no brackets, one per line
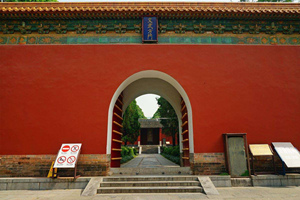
139,119,163,128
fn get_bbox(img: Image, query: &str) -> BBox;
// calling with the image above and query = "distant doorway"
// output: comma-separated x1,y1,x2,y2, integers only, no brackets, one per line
140,128,159,145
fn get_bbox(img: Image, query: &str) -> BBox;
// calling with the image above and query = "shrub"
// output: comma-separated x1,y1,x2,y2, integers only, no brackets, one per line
121,146,129,157
241,170,249,176
121,155,134,164
161,153,180,165
220,172,229,176
129,147,135,157
171,146,180,157
133,147,138,155
161,146,180,157
160,145,180,165
121,146,137,164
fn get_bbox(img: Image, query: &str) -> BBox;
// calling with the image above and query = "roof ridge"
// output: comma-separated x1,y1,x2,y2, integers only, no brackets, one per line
1,2,299,20
1,2,299,11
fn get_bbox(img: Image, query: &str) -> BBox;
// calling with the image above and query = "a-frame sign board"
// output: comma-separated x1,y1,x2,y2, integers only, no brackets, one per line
53,143,82,179
272,142,300,175
249,144,276,175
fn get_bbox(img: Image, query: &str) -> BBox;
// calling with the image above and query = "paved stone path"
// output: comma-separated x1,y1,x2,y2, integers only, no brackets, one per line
1,187,300,199
121,154,179,168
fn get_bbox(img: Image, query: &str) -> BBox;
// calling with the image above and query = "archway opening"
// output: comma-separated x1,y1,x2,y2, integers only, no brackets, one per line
107,71,193,170
120,94,181,168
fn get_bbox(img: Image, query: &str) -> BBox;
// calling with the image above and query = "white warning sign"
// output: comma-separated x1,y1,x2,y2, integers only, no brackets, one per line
272,142,300,168
54,143,82,168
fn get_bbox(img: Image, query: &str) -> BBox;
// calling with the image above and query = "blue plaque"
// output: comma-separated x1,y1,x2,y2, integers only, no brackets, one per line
143,17,158,43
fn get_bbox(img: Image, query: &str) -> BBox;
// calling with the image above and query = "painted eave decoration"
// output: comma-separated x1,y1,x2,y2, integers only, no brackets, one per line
0,2,300,20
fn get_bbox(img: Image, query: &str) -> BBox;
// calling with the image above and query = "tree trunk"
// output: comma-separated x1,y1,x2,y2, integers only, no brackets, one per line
172,127,176,146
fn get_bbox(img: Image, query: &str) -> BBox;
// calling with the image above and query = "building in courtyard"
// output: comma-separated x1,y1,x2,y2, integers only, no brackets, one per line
132,119,178,147
0,2,299,176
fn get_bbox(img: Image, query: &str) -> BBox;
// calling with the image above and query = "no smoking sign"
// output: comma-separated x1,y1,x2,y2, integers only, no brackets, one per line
71,145,79,152
67,156,76,164
54,143,82,168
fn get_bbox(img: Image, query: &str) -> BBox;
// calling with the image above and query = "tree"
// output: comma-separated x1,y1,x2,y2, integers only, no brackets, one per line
122,100,146,145
153,97,179,146
4,0,58,2
152,110,160,119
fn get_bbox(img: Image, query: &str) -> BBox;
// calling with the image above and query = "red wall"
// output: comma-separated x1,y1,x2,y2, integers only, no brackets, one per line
1,45,299,155
129,132,177,146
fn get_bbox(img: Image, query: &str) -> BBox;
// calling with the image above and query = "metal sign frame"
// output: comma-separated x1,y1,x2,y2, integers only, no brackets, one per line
272,142,300,175
52,143,82,179
249,144,276,175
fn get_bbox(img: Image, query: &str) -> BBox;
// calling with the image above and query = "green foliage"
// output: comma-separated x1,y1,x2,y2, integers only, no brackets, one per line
5,0,58,2
152,97,179,146
220,172,229,176
241,170,249,177
122,100,145,145
121,146,129,157
161,154,180,165
160,146,180,165
120,146,138,164
161,146,180,157
133,147,138,155
152,110,160,119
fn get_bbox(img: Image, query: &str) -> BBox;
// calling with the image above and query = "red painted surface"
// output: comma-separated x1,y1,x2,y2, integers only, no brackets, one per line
0,45,299,155
129,129,177,146
111,95,123,167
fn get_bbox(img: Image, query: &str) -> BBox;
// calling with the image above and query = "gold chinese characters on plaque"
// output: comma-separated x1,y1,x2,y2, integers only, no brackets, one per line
249,144,273,156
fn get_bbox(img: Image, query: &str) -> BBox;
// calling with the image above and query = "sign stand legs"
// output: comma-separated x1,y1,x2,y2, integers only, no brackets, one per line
52,143,82,180
272,155,277,175
51,166,80,180
51,165,57,178
251,154,256,175
74,165,80,179
281,161,286,175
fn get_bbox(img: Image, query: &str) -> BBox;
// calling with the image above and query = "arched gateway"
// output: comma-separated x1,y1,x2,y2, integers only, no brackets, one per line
107,70,194,167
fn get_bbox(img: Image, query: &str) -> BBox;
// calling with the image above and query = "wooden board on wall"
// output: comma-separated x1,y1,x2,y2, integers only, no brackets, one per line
249,144,273,156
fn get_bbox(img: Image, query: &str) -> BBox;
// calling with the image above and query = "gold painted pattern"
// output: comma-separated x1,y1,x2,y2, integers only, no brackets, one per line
0,2,299,19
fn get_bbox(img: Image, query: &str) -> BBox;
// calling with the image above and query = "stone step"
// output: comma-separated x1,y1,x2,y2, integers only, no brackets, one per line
100,181,200,187
231,178,252,187
140,145,159,154
103,176,198,182
97,186,203,194
110,167,191,175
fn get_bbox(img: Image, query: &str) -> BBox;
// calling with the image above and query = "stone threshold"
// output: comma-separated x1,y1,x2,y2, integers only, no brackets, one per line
0,174,299,190
0,175,231,190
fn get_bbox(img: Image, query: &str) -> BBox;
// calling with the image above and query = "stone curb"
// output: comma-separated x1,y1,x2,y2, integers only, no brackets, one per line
0,177,90,190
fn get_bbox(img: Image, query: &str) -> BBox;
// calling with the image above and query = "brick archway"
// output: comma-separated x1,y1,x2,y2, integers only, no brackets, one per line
107,70,194,167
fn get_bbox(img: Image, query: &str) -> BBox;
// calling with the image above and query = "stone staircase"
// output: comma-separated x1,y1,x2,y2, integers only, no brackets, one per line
111,167,191,175
97,176,203,194
140,145,159,154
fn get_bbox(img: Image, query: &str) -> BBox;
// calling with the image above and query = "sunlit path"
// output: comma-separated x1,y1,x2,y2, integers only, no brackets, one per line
121,154,179,168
